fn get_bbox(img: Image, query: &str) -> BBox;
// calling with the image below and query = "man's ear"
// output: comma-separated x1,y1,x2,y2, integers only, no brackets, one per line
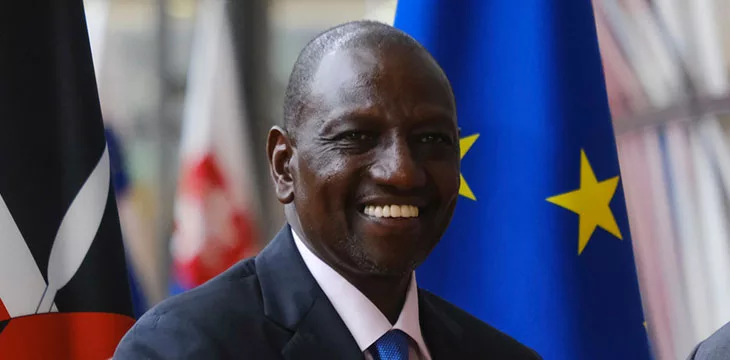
266,126,295,204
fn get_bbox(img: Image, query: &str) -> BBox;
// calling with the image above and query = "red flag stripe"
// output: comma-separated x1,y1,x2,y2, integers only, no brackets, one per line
0,298,9,321
0,312,134,359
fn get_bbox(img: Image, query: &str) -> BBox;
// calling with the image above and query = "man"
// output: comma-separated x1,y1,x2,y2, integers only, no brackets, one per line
114,20,540,359
688,322,730,360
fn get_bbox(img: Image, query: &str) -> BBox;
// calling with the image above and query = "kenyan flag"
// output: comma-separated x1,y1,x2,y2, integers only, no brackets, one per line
0,1,135,358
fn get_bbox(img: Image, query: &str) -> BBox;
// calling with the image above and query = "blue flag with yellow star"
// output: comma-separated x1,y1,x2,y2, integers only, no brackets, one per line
395,1,652,359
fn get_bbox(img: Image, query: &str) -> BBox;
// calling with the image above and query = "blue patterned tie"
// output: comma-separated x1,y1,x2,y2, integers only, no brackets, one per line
370,329,409,360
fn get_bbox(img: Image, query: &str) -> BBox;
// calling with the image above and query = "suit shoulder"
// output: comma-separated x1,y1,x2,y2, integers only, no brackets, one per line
115,258,265,358
127,257,262,336
420,289,542,359
151,257,261,320
691,321,730,360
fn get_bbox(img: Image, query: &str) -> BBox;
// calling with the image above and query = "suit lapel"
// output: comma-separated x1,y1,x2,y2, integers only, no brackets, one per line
282,296,363,360
419,290,465,360
255,225,362,360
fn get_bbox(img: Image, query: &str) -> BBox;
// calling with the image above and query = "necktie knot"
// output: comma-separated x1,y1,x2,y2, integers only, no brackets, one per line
371,329,409,360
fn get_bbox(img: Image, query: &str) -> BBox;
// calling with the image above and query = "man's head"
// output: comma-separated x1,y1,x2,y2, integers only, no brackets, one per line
267,20,460,278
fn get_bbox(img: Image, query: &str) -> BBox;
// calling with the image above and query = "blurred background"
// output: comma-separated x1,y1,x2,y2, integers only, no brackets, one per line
83,0,730,358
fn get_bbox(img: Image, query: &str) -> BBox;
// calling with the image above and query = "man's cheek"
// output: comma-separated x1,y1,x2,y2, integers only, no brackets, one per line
430,164,459,184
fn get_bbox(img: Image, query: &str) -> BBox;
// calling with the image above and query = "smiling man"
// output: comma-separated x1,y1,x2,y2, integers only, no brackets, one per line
114,20,540,360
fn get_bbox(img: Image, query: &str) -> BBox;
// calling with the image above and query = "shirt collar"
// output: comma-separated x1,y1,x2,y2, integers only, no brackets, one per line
291,229,430,359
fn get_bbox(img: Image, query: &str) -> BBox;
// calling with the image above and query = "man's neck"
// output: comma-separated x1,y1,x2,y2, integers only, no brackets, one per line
342,271,411,324
287,215,413,324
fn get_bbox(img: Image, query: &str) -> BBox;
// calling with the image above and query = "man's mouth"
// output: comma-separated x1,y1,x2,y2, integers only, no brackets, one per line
361,205,420,218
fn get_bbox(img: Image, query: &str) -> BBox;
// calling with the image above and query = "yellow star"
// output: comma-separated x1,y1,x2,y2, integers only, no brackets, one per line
460,134,479,200
546,150,623,255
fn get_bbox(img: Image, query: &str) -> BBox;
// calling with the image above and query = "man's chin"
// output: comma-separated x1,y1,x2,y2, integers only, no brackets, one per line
357,261,415,278
340,234,431,276
351,250,421,278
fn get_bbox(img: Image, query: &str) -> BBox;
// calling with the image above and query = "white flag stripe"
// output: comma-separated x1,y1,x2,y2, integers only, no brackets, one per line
0,193,48,317
38,146,111,312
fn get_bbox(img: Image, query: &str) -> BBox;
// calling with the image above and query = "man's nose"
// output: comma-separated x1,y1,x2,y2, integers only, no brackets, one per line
369,138,426,190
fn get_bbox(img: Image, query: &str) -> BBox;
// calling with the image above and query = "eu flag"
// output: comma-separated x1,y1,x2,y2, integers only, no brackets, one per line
395,1,652,359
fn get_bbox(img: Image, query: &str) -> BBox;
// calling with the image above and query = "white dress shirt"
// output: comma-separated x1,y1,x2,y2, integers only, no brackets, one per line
292,230,432,360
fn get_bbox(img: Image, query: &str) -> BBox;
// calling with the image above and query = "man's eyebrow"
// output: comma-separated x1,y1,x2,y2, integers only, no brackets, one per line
411,119,458,135
413,103,455,119
412,109,457,128
318,108,383,134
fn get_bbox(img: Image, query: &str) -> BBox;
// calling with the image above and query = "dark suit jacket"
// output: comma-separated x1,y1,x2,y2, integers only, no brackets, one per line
687,322,730,360
114,225,541,359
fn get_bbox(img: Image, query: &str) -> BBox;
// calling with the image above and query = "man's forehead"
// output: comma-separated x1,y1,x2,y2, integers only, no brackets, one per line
309,46,448,99
310,48,380,97
292,45,454,134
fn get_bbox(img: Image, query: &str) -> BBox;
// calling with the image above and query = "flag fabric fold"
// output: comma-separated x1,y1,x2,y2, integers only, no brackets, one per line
170,0,260,293
0,2,134,358
395,1,652,359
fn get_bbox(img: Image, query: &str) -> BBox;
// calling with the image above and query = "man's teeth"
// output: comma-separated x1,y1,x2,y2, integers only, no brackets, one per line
363,205,419,218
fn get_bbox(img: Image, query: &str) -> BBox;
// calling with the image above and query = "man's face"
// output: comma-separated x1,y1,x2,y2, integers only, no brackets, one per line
285,46,459,277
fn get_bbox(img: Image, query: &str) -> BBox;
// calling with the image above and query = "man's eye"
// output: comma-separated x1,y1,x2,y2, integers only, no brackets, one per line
342,131,373,141
419,134,451,144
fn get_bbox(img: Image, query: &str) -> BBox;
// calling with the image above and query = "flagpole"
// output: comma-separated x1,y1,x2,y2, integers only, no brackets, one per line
227,0,281,241
154,0,175,300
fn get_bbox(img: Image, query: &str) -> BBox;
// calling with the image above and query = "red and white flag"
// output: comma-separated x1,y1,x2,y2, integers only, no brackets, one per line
171,0,261,291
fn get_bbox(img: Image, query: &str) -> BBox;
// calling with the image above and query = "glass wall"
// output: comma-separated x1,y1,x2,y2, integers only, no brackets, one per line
593,0,730,358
